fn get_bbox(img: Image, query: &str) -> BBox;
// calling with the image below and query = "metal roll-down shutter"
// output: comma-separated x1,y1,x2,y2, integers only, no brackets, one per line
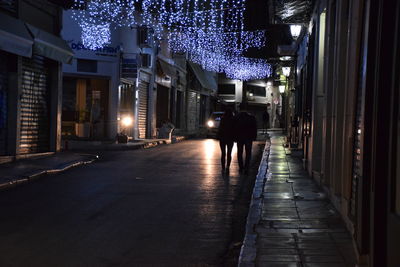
137,81,149,139
19,55,50,154
187,91,199,132
350,82,363,219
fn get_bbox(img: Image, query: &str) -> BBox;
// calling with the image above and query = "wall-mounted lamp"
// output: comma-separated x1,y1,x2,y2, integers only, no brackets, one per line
290,25,302,40
279,85,285,94
282,67,291,77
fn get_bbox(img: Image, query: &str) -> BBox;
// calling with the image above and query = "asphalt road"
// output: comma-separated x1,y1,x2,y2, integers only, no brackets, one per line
0,139,264,267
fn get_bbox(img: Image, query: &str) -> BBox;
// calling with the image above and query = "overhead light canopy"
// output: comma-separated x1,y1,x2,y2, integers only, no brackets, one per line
290,25,302,39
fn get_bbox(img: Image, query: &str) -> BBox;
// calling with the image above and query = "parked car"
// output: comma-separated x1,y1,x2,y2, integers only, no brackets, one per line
206,111,225,137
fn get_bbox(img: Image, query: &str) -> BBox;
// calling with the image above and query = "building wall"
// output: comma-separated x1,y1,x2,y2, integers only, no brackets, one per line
298,0,400,265
0,0,65,156
61,10,121,140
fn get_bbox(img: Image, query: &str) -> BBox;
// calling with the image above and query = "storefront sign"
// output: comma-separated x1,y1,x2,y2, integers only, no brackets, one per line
68,40,121,57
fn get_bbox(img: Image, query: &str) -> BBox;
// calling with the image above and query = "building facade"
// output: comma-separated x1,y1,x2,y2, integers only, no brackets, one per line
61,11,159,141
217,75,275,128
0,0,73,159
270,0,400,265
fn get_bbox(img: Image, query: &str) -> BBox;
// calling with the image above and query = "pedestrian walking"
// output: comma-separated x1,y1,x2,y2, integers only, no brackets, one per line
262,110,270,134
217,108,235,174
234,103,257,174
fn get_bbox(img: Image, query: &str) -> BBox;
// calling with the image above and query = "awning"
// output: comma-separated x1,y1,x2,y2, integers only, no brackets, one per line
157,59,177,78
177,70,187,85
189,62,217,91
0,12,33,57
26,24,74,64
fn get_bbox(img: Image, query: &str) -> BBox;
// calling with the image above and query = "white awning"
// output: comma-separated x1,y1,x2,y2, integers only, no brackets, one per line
188,62,217,91
26,24,74,64
0,12,33,57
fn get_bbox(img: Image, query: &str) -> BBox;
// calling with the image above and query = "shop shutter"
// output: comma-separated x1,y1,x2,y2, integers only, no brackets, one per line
137,81,149,139
0,51,7,155
187,91,199,132
350,82,363,219
19,55,50,154
199,94,207,126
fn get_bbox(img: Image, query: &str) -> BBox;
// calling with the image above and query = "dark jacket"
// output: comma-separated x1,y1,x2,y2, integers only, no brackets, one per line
217,116,235,142
234,112,257,142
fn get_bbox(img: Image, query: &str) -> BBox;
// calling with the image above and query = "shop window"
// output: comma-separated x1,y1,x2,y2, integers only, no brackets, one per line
218,84,235,95
247,84,266,97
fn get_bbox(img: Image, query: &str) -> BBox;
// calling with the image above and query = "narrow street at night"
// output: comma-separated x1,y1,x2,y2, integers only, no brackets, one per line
0,139,264,266
1,0,400,266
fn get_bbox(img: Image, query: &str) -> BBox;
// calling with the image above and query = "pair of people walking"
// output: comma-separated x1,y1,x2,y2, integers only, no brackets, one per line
217,104,257,174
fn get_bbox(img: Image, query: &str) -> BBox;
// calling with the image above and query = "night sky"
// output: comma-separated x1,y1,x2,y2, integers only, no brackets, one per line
244,0,293,59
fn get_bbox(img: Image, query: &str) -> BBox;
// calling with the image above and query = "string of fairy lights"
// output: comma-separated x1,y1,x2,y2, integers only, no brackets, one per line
71,0,272,80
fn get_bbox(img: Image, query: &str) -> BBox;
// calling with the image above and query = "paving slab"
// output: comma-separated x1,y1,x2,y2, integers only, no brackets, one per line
238,132,357,267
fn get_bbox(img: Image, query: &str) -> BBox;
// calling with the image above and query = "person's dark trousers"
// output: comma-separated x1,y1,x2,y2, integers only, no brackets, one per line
219,140,234,170
237,140,253,172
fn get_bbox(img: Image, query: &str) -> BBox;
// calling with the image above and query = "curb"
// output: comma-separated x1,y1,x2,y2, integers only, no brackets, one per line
0,155,98,191
238,138,271,267
0,137,188,191
63,136,187,151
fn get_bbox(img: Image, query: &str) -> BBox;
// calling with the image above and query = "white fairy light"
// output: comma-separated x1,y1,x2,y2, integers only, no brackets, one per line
71,0,270,80
80,22,111,50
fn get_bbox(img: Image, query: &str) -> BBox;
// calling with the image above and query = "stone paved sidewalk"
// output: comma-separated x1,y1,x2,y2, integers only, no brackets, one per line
240,133,357,267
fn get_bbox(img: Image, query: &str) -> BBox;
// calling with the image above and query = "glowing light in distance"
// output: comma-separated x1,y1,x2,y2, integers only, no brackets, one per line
122,116,133,127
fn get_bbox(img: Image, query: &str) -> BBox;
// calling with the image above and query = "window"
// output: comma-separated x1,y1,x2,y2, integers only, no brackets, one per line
247,84,266,97
138,27,153,47
218,84,235,95
121,58,138,79
140,54,152,68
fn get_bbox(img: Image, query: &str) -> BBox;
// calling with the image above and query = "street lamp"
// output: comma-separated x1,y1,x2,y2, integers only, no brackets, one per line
282,67,291,77
290,25,302,40
279,85,286,94
280,66,291,132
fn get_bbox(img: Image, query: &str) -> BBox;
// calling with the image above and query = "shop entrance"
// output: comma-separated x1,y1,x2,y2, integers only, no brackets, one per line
62,77,109,140
156,84,169,127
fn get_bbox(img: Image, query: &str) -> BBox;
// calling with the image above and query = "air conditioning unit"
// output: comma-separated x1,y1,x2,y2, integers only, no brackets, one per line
140,54,152,68
138,27,153,47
